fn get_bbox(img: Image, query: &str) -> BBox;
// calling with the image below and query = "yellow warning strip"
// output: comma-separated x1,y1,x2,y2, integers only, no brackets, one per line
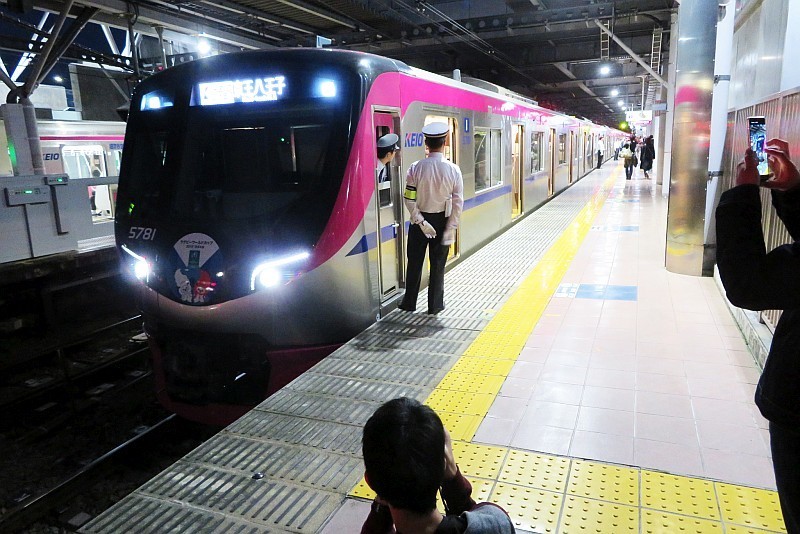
349,167,786,533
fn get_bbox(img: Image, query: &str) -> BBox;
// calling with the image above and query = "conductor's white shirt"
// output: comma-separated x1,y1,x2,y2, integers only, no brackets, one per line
403,152,464,230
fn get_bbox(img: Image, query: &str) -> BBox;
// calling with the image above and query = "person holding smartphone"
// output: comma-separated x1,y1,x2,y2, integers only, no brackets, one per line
715,138,800,533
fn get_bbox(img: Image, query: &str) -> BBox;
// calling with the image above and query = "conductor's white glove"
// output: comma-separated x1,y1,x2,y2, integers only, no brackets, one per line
442,227,456,246
419,220,437,239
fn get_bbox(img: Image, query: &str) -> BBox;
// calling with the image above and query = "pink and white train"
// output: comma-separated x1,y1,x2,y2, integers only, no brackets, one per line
115,48,623,424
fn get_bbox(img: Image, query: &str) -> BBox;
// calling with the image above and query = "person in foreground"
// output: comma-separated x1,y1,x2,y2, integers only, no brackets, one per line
715,139,800,533
361,397,515,534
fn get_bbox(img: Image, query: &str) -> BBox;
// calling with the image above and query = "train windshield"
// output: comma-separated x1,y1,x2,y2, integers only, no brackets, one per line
123,68,354,226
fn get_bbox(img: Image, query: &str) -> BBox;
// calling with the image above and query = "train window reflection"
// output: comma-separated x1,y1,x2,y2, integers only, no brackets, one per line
530,132,543,172
474,128,502,192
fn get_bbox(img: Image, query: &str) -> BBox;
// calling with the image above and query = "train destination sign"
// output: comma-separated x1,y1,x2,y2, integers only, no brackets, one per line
197,76,287,106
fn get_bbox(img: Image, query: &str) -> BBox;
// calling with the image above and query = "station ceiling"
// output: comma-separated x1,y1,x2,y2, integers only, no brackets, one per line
0,0,677,127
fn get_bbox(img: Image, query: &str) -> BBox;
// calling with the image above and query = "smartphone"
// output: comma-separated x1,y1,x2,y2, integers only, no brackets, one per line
748,116,770,177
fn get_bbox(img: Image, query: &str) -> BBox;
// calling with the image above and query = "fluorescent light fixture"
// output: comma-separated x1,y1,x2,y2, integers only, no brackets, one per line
250,251,310,290
198,38,212,55
611,89,619,97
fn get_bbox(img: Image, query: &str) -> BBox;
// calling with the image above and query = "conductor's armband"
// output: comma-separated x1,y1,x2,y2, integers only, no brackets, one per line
404,184,417,201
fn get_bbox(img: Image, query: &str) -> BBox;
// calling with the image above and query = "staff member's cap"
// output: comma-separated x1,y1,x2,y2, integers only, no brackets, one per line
377,133,399,150
422,122,449,139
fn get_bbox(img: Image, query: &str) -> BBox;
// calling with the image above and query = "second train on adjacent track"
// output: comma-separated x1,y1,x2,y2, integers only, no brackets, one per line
115,48,624,424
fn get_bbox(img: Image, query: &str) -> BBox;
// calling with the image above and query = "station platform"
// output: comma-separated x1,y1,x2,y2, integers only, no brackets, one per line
84,161,786,534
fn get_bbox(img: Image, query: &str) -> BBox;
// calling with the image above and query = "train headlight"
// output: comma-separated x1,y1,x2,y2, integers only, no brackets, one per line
121,244,151,281
250,251,310,291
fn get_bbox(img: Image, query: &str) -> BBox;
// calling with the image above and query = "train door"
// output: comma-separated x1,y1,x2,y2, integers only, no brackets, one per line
423,115,460,261
569,131,576,183
61,145,113,222
548,128,556,195
373,110,403,302
512,124,523,219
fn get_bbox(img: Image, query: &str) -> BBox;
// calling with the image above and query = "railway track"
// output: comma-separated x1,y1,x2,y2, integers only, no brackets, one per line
0,415,217,532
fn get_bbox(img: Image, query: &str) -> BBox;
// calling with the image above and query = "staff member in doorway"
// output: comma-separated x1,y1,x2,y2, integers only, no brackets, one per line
398,122,464,315
376,133,399,183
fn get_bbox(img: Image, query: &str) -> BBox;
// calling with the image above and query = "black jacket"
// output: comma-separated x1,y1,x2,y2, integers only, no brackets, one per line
716,184,800,427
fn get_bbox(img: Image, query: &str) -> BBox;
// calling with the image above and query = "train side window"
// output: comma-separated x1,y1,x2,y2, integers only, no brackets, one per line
530,132,543,172
558,134,567,165
474,130,487,191
474,128,502,192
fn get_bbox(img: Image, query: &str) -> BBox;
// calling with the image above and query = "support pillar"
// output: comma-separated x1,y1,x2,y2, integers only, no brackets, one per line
665,0,718,276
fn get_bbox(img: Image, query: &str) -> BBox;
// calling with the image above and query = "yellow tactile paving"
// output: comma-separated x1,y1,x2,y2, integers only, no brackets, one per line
716,483,786,532
347,167,787,533
436,411,483,441
641,470,720,521
499,450,571,493
449,356,516,375
425,389,495,416
437,371,505,395
725,525,785,533
492,482,564,534
567,459,639,506
559,495,639,533
641,510,724,534
451,441,507,480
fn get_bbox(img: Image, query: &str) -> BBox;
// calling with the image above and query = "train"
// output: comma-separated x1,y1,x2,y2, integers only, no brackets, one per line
114,48,626,425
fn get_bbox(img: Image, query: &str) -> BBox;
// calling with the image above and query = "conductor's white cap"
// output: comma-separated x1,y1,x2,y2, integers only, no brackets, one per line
422,122,449,138
377,133,399,149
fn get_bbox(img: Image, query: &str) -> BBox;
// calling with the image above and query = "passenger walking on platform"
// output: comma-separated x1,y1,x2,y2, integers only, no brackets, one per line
620,143,635,180
716,139,800,534
398,122,464,315
361,397,515,534
640,135,655,179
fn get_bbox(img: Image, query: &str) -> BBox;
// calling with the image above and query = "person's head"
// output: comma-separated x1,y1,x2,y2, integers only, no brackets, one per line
422,122,449,152
362,397,445,514
377,133,399,162
624,143,630,149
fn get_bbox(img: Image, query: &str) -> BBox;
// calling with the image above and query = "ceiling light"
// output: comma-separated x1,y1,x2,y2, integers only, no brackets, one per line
611,89,619,97
599,65,611,75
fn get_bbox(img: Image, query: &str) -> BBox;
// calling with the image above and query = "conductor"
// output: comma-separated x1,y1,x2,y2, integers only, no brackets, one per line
398,122,464,315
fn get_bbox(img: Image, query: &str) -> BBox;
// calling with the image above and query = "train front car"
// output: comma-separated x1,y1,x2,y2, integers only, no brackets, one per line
116,50,396,424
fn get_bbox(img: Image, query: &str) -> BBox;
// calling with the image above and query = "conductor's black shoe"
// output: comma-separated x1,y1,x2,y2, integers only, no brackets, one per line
397,303,415,312
427,307,445,315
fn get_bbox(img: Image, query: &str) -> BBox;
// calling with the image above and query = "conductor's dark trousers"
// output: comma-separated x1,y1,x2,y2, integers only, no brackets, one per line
400,211,449,314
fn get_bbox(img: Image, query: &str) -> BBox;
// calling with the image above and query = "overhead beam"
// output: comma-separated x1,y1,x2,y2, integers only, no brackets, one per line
30,0,276,50
594,19,669,89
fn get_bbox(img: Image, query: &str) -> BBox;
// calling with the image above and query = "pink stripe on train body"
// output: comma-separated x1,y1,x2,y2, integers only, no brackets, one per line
309,70,561,270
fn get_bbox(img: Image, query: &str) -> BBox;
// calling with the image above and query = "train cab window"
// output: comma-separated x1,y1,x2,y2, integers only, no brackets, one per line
474,128,502,192
558,134,567,165
530,132,543,172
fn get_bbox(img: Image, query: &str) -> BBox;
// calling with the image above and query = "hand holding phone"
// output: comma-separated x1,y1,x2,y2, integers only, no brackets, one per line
748,117,770,178
763,138,800,191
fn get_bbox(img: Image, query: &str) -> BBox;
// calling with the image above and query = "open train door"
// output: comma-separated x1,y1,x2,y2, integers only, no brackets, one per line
548,128,556,195
423,114,460,262
373,109,403,304
512,124,524,219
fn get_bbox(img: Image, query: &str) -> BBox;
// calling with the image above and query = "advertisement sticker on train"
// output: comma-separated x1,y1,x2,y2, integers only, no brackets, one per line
170,233,223,305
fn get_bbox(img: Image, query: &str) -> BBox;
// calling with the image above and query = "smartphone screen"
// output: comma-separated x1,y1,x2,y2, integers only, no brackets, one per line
748,116,769,176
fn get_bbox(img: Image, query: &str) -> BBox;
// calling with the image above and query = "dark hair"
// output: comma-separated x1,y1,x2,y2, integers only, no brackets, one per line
377,146,396,159
623,143,630,149
425,136,446,150
362,397,445,514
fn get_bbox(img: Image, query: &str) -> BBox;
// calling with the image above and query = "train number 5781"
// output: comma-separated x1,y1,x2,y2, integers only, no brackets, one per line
128,227,157,240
